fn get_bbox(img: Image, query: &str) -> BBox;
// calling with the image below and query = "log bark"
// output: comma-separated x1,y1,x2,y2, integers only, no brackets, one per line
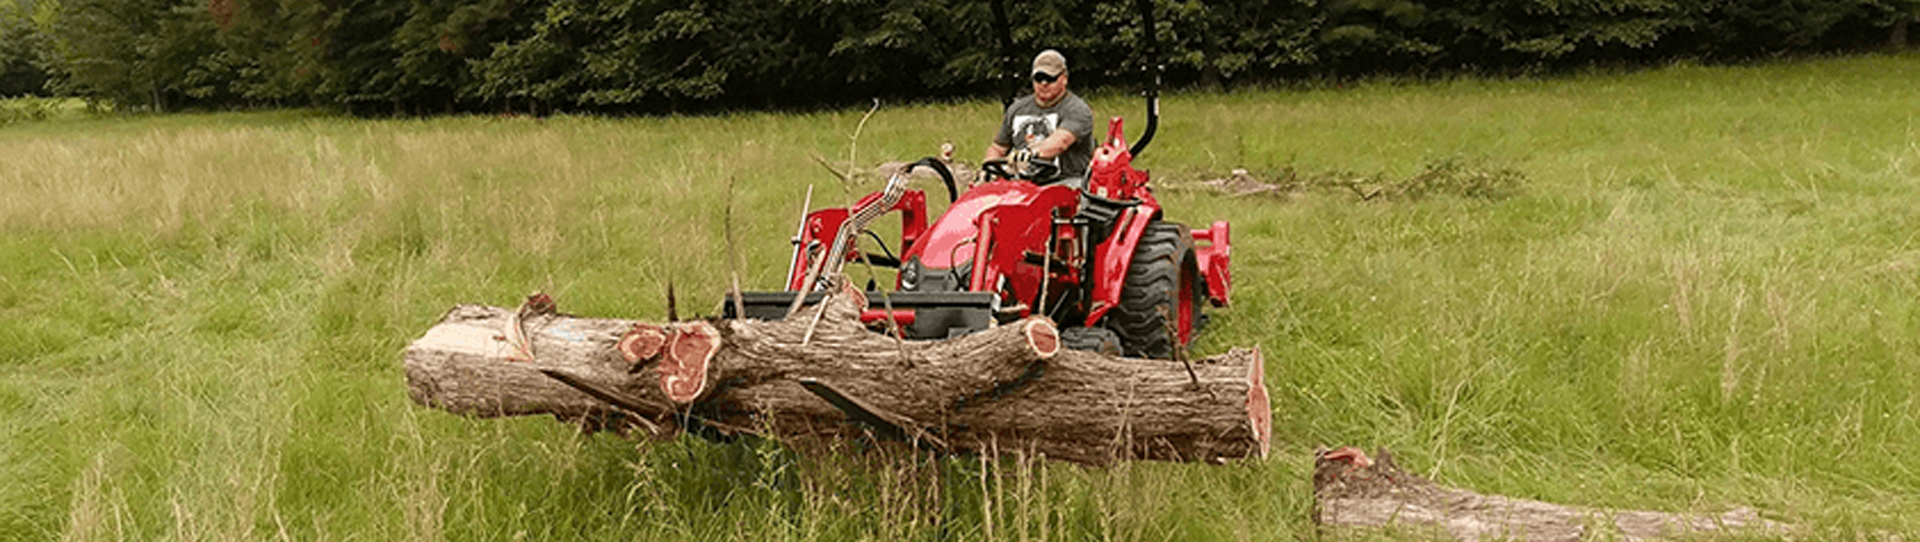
930,347,1267,464
1312,447,1791,541
401,288,1270,466
693,345,1268,465
693,286,1058,414
402,305,681,436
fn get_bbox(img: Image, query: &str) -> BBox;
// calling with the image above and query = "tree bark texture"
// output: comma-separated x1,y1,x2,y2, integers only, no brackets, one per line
401,287,1271,466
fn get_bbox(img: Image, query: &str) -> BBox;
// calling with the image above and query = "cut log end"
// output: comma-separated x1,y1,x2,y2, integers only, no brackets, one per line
618,323,668,364
1023,319,1060,358
1246,347,1271,459
660,321,720,404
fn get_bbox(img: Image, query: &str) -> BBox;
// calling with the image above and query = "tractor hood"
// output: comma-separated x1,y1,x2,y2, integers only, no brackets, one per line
903,181,1079,269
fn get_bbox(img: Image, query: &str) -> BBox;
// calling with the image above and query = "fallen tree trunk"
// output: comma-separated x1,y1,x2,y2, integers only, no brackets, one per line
402,303,682,436
401,287,1270,466
928,347,1268,464
692,345,1269,465
1312,447,1791,541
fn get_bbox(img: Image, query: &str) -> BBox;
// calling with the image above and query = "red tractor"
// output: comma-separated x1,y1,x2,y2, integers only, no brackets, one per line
726,96,1231,359
725,0,1226,358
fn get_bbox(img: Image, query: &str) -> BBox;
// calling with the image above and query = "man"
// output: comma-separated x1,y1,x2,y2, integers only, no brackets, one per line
983,49,1094,186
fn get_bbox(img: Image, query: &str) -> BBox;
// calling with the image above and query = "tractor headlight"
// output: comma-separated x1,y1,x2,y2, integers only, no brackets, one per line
900,261,920,290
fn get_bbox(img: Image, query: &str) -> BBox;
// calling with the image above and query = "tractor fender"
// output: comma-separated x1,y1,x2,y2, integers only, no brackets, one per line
1085,204,1160,325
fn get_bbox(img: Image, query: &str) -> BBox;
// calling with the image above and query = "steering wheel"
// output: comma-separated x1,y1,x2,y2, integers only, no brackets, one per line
981,158,1016,182
1024,157,1062,183
979,156,1063,184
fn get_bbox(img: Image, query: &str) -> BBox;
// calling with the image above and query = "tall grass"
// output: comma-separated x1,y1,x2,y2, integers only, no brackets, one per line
4,53,1918,541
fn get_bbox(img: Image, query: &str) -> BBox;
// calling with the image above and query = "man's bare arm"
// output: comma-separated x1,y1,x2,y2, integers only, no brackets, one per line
984,142,1010,163
1031,129,1077,159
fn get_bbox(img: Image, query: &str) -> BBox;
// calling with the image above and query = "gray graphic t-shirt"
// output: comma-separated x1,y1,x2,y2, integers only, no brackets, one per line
994,92,1094,179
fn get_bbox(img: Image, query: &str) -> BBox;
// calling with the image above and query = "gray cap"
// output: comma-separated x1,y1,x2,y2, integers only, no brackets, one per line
1032,50,1067,77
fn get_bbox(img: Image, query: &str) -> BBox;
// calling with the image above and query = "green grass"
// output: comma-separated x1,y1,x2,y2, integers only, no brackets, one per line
5,53,1920,540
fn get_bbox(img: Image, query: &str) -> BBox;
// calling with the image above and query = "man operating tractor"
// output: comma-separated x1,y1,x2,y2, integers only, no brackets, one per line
982,49,1095,188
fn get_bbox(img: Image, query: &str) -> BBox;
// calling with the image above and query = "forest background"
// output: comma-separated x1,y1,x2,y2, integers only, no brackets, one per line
3,0,1920,115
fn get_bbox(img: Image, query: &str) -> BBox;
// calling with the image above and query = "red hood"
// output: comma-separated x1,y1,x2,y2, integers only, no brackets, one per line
903,181,1079,269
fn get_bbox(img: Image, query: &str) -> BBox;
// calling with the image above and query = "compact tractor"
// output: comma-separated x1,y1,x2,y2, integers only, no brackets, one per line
725,3,1229,359
726,107,1230,359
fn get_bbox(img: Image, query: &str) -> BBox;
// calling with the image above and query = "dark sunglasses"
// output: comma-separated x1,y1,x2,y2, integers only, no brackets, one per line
1032,72,1062,84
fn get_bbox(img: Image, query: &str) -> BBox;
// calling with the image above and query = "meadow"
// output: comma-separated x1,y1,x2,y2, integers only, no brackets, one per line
3,53,1919,541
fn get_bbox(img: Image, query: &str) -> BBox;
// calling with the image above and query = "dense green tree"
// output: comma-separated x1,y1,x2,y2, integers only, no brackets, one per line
203,0,306,106
1688,0,1874,55
43,0,220,110
1430,0,1691,64
0,0,54,95
471,0,742,112
22,0,1920,113
285,0,410,113
1869,0,1920,46
391,0,528,113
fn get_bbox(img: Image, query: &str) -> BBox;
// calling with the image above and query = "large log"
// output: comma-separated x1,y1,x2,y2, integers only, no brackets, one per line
401,289,1270,466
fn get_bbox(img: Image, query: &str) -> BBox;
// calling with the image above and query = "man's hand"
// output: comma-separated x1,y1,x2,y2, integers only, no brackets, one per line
1010,148,1035,164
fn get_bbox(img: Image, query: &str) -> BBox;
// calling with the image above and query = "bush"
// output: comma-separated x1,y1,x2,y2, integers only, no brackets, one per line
0,96,54,125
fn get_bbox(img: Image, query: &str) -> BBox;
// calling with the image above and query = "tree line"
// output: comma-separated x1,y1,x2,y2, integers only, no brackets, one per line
1,0,1915,114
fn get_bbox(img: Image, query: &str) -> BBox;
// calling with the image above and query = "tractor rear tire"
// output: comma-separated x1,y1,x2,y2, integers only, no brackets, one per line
1110,221,1204,359
1059,326,1123,356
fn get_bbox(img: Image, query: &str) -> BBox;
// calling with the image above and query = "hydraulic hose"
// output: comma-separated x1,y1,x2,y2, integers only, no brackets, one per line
1129,0,1161,158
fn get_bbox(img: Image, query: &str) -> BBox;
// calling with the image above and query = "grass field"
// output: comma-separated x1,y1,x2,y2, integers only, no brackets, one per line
4,53,1919,541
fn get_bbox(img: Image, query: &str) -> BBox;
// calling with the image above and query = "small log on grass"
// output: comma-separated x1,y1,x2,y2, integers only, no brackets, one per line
1312,447,1791,541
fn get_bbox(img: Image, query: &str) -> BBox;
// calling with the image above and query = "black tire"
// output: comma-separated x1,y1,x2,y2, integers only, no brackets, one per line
1109,221,1204,359
1059,326,1123,356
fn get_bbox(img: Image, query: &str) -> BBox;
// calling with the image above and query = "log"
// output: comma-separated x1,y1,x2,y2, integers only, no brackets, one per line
666,283,1266,463
689,286,1060,413
402,304,681,436
689,345,1268,465
1312,447,1792,541
401,287,1270,466
932,347,1268,464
